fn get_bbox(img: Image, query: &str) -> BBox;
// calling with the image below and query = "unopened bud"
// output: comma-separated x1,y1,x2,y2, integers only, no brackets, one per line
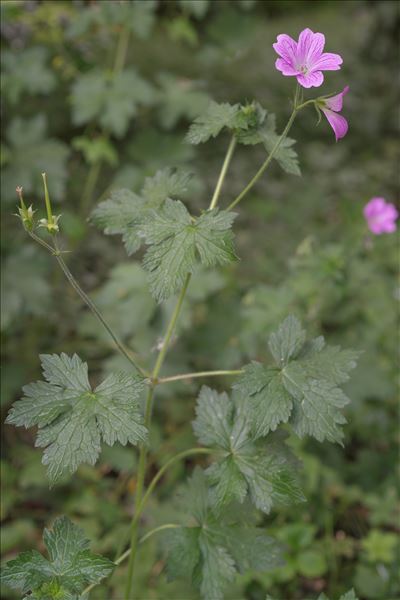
15,186,35,230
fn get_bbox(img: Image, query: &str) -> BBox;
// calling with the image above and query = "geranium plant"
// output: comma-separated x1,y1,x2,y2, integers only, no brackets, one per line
2,28,362,600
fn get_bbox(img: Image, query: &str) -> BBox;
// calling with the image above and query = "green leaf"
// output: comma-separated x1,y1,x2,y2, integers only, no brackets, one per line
72,136,118,167
234,316,359,444
268,315,306,365
71,69,155,137
186,101,240,144
142,168,193,204
0,516,114,596
233,363,293,437
260,114,301,176
156,73,210,129
165,469,283,600
91,168,193,255
1,47,56,104
91,189,147,256
1,115,69,203
142,200,237,302
192,387,304,512
6,354,147,484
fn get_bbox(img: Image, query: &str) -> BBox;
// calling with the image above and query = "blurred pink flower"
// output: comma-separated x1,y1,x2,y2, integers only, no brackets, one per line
320,86,349,141
273,28,343,88
363,198,398,235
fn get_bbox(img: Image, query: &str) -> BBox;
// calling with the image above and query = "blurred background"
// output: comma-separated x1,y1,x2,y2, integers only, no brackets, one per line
1,1,399,599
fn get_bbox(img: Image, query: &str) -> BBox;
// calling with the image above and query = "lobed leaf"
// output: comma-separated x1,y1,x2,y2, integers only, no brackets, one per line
6,354,147,484
234,316,359,444
142,200,237,302
192,387,304,513
0,517,114,597
165,469,283,600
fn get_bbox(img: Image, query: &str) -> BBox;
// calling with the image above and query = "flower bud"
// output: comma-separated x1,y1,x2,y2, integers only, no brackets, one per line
15,186,35,230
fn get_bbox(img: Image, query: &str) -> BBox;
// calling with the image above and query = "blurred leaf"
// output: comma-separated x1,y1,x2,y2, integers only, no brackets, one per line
71,69,156,137
1,115,69,203
157,73,210,129
362,530,398,563
1,247,52,331
72,136,118,167
1,47,56,104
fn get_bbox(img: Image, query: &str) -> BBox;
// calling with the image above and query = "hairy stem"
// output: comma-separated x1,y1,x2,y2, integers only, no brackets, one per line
209,135,237,210
227,84,301,211
155,369,244,385
124,135,237,598
52,239,148,376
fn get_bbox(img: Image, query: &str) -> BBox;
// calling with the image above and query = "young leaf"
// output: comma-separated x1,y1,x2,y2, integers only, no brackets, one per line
192,387,304,513
0,516,114,597
234,316,359,444
166,468,283,600
142,200,237,302
186,101,240,144
91,168,193,255
6,353,147,484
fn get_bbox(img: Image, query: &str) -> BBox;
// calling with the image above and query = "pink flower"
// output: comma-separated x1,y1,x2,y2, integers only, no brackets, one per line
319,86,349,141
363,198,398,235
273,28,343,88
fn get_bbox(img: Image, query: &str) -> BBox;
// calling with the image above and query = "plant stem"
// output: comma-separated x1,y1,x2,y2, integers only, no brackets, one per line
124,135,237,599
52,239,148,377
124,273,192,598
113,26,130,74
209,135,237,210
155,369,243,385
226,85,301,211
82,524,180,596
79,161,102,218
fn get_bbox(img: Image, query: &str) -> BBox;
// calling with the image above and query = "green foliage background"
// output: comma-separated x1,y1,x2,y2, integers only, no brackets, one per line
1,1,398,599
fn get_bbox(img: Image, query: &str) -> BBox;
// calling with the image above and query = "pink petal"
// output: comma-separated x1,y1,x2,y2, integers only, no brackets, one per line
273,34,298,68
297,28,325,66
322,109,348,140
296,70,324,88
383,204,399,221
325,86,349,112
363,197,386,219
275,58,300,76
311,52,343,72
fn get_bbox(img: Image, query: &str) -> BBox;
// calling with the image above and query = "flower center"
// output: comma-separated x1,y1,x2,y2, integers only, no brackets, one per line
300,65,308,75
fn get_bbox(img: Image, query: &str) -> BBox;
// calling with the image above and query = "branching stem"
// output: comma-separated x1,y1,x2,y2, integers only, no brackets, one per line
124,135,238,599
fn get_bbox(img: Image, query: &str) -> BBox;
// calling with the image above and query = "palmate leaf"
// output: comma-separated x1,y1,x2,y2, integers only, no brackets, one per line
91,168,193,255
166,469,283,600
142,200,237,302
6,353,147,484
186,100,267,145
71,68,156,137
234,316,359,444
192,387,304,513
0,516,114,597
